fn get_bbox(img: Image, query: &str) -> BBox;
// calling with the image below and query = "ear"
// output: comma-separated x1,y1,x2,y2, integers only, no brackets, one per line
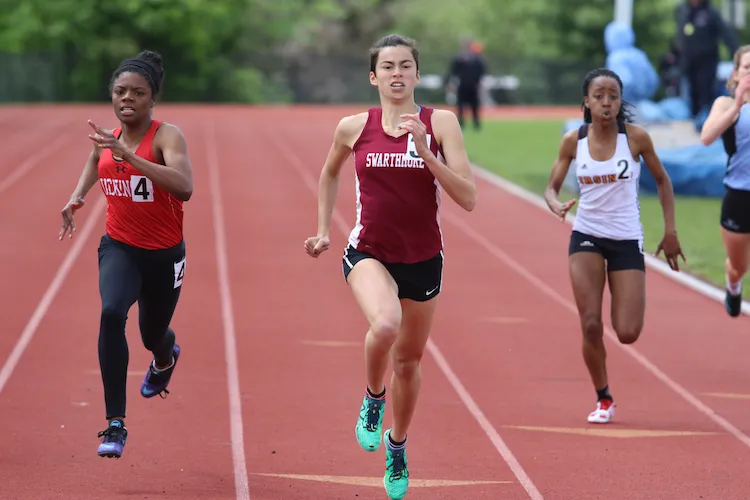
415,69,421,84
369,71,378,87
583,96,590,109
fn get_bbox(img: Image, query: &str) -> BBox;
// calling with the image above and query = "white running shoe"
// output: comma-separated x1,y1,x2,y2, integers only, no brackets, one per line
587,399,615,424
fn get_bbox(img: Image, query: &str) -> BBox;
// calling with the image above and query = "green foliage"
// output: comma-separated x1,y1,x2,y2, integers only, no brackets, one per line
0,0,730,103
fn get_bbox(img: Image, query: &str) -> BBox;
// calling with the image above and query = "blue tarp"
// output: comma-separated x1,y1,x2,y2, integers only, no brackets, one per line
640,140,727,197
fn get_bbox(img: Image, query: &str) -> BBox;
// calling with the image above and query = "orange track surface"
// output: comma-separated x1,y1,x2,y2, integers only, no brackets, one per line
1,103,749,499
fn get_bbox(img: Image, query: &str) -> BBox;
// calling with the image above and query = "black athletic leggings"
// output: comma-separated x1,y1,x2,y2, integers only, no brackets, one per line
97,234,186,419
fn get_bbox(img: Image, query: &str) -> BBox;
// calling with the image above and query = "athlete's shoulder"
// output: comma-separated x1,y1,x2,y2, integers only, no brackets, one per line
335,111,369,148
561,126,581,146
623,122,656,157
154,121,185,140
623,122,652,143
711,95,736,111
153,121,188,149
429,108,459,125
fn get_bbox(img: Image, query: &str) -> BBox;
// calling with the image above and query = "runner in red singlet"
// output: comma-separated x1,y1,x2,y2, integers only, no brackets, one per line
304,34,477,499
58,50,194,459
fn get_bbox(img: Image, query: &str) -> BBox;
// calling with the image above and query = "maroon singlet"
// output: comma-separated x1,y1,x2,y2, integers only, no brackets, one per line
348,106,444,264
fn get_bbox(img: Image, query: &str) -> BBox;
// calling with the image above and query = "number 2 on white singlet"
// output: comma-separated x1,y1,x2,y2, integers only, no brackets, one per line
130,175,154,202
616,159,631,180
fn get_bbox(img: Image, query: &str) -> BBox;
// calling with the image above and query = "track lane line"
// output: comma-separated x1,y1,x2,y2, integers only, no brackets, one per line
440,203,750,450
205,119,251,500
0,195,106,394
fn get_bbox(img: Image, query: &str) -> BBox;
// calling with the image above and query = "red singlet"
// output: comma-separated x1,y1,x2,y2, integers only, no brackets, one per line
348,106,444,264
97,120,184,250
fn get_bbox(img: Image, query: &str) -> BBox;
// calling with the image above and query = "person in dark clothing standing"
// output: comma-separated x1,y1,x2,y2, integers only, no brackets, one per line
446,39,486,130
676,0,739,117
660,37,682,98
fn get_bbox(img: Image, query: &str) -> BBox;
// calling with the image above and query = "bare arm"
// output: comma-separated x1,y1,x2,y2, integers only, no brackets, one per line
70,144,102,201
630,125,677,234
700,96,739,146
425,110,477,211
317,113,366,238
60,143,101,240
397,109,477,211
630,124,685,268
123,123,193,201
543,129,578,219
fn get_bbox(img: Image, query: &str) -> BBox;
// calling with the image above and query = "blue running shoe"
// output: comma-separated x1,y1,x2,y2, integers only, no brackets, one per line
97,419,127,458
140,344,181,398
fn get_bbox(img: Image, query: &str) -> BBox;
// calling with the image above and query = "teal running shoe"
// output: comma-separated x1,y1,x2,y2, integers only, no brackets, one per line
355,392,385,451
383,429,409,499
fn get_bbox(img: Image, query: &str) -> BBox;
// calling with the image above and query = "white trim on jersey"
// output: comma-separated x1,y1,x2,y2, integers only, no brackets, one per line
348,171,364,249
572,125,644,242
434,149,445,251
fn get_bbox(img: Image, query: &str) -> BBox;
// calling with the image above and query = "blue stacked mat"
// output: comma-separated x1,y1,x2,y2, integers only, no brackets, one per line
639,140,727,198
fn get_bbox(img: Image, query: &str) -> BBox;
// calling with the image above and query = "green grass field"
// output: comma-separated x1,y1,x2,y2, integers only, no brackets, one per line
463,119,727,287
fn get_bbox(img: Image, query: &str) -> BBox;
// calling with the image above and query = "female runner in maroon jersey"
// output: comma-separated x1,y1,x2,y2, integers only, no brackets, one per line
59,50,194,459
304,34,477,499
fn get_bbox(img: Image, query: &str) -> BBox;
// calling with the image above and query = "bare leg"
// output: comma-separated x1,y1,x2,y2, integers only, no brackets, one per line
389,297,438,443
346,258,402,452
569,252,607,392
347,259,402,395
608,269,646,345
721,228,750,316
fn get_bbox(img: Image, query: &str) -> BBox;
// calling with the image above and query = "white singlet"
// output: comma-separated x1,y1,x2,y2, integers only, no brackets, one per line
571,122,644,242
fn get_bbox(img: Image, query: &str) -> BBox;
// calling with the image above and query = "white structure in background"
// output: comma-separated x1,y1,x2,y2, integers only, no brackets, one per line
418,74,520,107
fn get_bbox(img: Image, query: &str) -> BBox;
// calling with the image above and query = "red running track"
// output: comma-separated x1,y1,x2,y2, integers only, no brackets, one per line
1,104,750,500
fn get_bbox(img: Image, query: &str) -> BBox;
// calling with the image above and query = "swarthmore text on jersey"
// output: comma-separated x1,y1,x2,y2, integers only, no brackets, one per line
365,152,425,169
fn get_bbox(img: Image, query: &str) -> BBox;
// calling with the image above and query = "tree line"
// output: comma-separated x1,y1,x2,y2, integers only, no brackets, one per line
0,0,745,103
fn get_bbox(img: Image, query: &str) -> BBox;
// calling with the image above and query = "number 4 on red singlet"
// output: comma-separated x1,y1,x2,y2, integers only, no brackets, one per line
130,175,154,202
173,257,186,289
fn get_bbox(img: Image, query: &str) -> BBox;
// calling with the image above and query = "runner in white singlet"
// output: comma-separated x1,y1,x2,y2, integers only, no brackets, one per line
544,68,685,425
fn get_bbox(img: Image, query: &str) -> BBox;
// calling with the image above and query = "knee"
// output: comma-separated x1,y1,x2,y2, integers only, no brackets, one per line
369,316,400,348
614,322,642,345
727,257,748,277
100,305,127,332
392,352,422,379
581,314,604,344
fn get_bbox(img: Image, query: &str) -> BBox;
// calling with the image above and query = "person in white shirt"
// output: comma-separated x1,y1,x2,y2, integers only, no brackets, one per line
544,68,685,424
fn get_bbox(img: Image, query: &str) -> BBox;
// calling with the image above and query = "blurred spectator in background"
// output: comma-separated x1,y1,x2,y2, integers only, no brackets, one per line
660,37,683,97
675,0,739,117
445,38,486,130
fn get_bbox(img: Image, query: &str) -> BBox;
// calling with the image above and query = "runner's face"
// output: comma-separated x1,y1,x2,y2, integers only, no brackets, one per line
585,76,621,124
734,52,750,83
370,46,419,100
111,72,153,124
